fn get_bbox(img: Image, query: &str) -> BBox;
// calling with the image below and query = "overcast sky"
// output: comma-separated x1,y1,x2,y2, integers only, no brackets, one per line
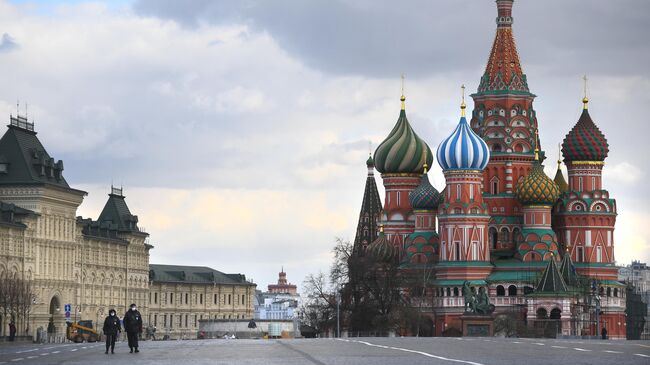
0,0,648,291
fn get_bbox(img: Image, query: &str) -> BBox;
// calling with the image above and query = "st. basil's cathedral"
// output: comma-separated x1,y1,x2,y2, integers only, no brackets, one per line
352,0,625,338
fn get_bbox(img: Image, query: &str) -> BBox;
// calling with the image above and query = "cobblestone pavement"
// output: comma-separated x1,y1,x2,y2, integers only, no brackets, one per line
1,337,649,365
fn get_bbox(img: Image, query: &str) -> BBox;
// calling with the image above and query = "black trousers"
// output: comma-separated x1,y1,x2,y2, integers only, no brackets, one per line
105,333,117,352
127,331,139,349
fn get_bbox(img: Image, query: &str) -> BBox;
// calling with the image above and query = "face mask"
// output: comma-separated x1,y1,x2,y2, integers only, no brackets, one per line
110,313,115,316
131,307,137,311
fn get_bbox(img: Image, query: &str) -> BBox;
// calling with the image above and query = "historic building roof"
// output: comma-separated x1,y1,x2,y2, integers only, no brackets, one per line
352,154,383,257
97,186,146,234
437,101,490,171
535,256,568,293
374,95,433,174
476,0,531,95
559,250,578,286
0,201,34,227
368,226,397,263
562,99,609,162
553,164,569,194
149,264,254,285
0,115,85,194
408,166,442,210
515,160,560,205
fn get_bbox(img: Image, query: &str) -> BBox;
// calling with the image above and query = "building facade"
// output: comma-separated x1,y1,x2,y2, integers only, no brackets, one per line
0,114,257,341
148,264,256,339
255,270,300,320
357,0,626,338
0,115,151,338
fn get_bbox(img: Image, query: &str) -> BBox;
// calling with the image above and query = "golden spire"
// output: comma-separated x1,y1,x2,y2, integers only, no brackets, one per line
557,143,562,168
423,163,428,174
582,74,589,110
460,84,467,117
534,129,539,161
379,224,384,233
400,73,406,110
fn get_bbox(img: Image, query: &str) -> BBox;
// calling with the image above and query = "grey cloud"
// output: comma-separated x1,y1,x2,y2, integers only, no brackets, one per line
0,33,18,53
133,0,650,79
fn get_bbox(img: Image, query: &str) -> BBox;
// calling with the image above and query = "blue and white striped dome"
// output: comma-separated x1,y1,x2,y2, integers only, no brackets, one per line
436,116,490,171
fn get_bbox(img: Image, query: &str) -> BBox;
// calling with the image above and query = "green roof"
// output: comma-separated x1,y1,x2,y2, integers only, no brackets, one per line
0,122,84,195
487,271,539,283
435,261,493,268
149,264,255,286
431,279,487,286
98,190,146,234
535,259,568,293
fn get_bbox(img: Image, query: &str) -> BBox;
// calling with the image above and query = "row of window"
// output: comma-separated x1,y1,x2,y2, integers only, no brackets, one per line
148,312,248,329
150,292,246,307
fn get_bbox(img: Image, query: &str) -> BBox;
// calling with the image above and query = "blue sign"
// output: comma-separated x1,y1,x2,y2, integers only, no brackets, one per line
64,304,71,312
65,311,71,318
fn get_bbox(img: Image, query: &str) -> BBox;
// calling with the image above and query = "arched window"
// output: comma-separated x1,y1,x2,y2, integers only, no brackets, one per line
614,288,619,297
512,228,521,243
489,227,498,249
508,285,517,296
606,287,611,297
536,308,548,319
453,287,459,297
499,228,509,242
490,177,499,194
446,287,451,297
496,285,505,297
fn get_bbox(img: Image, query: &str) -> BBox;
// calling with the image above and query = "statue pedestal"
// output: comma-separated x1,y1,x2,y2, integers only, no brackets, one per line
461,313,494,337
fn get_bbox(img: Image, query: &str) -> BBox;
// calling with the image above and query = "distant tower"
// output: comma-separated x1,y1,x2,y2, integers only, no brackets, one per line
403,163,442,265
374,89,433,250
267,268,297,295
514,142,561,261
554,93,616,279
436,87,491,278
470,0,538,253
351,153,383,257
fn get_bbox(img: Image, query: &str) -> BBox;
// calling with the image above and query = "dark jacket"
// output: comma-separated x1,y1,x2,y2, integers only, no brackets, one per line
123,310,143,333
103,315,121,336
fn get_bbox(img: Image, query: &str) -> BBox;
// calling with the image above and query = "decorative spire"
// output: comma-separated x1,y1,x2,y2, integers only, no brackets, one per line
582,74,589,110
423,163,428,174
556,143,562,168
400,73,406,110
460,84,466,117
553,143,569,193
496,0,514,27
379,224,384,233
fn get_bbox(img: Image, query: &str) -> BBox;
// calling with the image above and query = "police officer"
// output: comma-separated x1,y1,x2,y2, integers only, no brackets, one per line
102,309,121,354
123,303,143,353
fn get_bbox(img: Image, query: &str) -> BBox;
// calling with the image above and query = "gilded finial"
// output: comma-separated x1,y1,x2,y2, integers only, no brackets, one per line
423,163,428,174
557,143,562,168
400,73,406,110
582,74,589,109
534,130,539,161
460,84,466,117
379,224,384,233
368,141,372,157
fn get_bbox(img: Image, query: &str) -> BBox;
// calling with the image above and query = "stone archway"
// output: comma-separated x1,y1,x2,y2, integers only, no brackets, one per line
49,296,61,317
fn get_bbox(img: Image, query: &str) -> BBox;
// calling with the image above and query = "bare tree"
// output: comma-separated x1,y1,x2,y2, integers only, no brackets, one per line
0,271,35,336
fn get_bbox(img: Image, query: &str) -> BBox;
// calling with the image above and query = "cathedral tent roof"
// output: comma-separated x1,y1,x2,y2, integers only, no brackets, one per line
535,258,568,294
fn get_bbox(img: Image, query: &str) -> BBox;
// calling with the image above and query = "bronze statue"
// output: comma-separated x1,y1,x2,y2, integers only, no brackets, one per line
462,281,495,314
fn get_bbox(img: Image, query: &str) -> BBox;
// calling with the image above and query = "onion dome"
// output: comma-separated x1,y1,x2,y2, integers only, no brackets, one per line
515,160,561,205
561,98,609,162
374,95,433,174
409,165,442,210
368,225,397,263
366,153,374,168
437,89,490,171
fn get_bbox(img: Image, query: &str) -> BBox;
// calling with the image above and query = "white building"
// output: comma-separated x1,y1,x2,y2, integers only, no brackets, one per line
254,269,300,320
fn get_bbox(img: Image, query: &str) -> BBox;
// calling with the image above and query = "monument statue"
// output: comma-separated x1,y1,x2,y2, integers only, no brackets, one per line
462,281,495,315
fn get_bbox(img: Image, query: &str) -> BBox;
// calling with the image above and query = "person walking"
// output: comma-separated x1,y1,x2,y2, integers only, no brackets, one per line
123,303,143,353
8,322,16,341
103,309,121,354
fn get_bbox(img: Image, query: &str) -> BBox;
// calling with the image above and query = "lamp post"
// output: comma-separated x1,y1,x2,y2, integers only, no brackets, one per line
336,289,340,338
